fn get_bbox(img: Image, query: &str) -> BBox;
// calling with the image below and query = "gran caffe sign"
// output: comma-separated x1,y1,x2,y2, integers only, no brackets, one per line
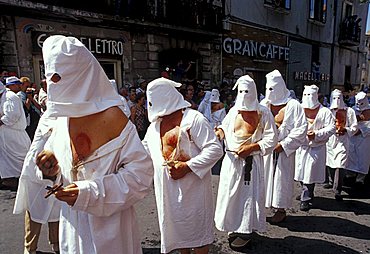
32,32,124,56
223,37,290,61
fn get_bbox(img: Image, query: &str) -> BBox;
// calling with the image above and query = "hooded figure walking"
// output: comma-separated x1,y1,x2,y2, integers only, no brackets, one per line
214,75,277,250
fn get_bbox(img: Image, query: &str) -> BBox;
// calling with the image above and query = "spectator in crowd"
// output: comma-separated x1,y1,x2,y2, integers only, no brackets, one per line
184,83,198,110
261,70,307,224
142,77,223,254
347,91,370,189
0,80,31,190
130,92,148,140
20,77,41,140
326,89,357,201
35,35,154,253
119,85,129,100
214,75,277,250
38,79,48,115
136,77,147,94
294,85,335,211
127,86,136,110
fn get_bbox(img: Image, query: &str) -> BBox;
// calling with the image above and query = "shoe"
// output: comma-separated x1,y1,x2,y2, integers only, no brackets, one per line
24,249,36,254
267,210,287,224
230,236,251,248
323,183,333,189
335,194,343,201
300,201,312,211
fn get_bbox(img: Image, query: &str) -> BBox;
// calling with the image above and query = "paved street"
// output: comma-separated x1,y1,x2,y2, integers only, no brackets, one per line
1,173,370,254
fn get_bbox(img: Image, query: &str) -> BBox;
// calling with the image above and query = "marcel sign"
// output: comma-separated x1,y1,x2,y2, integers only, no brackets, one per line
223,37,289,61
34,33,124,56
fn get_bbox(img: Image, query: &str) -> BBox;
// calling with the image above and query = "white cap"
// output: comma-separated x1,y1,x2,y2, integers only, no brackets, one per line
42,35,123,117
329,89,346,110
209,89,221,103
354,91,370,111
232,75,259,111
265,70,290,106
301,85,320,109
5,76,22,86
146,77,191,122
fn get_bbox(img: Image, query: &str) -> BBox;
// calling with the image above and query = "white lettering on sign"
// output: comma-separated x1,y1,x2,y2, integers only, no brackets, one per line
37,33,124,56
223,37,289,61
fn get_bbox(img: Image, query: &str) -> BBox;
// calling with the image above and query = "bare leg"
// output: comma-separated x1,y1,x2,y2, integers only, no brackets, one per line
194,245,209,254
179,248,191,254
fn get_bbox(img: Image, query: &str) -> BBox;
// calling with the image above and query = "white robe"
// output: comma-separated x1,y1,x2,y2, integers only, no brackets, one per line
0,90,31,178
142,108,223,253
295,106,335,184
13,114,61,223
347,108,370,174
42,116,154,254
211,108,226,129
214,105,277,234
326,107,358,169
262,98,307,208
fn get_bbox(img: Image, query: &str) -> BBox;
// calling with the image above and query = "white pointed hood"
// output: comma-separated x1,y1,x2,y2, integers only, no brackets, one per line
232,75,259,111
329,89,346,110
301,85,320,109
265,69,290,106
146,77,191,122
209,89,221,103
42,35,123,117
354,91,370,111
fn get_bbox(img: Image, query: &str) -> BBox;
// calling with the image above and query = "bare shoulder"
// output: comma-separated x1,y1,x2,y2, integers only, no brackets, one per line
101,106,129,138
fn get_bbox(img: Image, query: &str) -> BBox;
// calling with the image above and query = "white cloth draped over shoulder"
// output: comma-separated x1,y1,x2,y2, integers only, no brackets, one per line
262,98,307,208
295,105,335,184
0,89,31,178
142,108,223,253
214,105,277,234
13,115,61,223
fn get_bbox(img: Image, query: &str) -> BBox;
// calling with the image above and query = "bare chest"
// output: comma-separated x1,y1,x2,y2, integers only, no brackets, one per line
234,111,259,137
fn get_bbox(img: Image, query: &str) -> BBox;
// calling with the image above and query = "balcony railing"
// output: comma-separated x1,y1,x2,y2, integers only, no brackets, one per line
339,15,361,46
27,0,224,32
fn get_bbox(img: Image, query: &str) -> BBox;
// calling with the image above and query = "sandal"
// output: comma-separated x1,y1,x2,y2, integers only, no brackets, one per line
267,210,287,224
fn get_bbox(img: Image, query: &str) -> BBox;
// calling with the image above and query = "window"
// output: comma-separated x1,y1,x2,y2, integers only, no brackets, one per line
264,0,291,10
309,0,327,23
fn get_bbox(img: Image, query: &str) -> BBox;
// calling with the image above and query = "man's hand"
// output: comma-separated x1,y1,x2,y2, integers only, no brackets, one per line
54,183,79,206
336,126,347,136
36,150,60,177
168,161,191,180
236,143,260,159
214,128,225,140
307,130,315,141
274,143,284,153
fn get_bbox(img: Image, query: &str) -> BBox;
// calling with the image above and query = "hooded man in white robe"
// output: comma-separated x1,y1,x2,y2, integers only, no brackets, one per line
214,75,277,251
198,90,212,122
326,89,357,201
142,77,223,254
0,80,31,189
209,89,226,129
261,70,307,223
34,35,154,254
294,85,335,211
347,91,369,186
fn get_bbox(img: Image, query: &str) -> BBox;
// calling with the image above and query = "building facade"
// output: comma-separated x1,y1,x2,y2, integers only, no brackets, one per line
0,0,224,88
223,0,368,97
